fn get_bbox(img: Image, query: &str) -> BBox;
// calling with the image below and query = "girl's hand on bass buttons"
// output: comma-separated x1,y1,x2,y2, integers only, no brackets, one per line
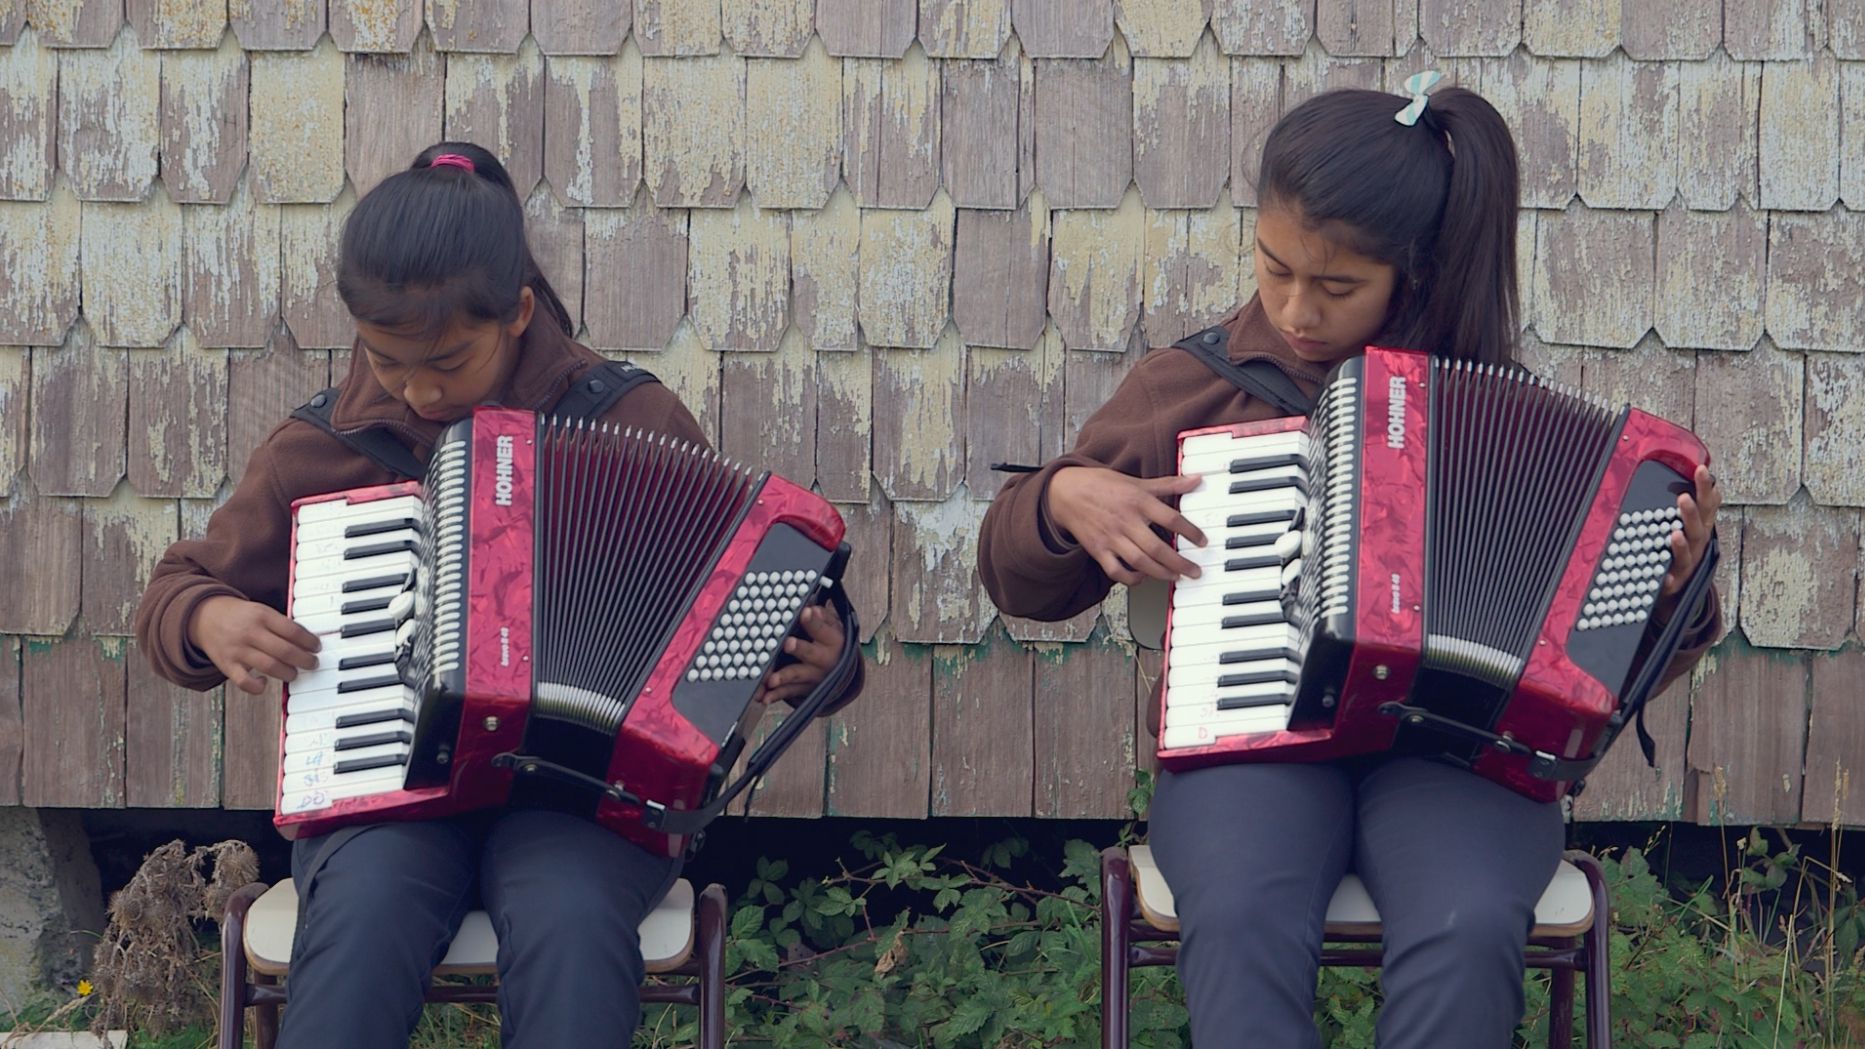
1045,467,1208,586
190,595,321,695
1652,464,1721,624
755,604,844,708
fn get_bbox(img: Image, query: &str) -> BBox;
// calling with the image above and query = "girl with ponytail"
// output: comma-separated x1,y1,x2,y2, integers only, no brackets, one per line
979,80,1721,1045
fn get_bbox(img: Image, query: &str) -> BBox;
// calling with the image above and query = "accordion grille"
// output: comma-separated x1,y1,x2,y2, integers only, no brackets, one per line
410,437,471,700
1293,376,1361,653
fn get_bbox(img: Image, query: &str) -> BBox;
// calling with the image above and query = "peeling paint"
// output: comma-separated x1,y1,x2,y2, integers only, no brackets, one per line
1759,52,1840,210
1141,188,1240,345
183,176,282,348
745,36,839,209
280,187,357,349
688,195,788,352
893,488,992,643
635,0,722,57
1739,496,1857,649
0,182,81,345
1654,202,1766,351
0,28,56,200
250,40,346,204
875,332,964,500
1215,0,1310,56
1577,49,1677,210
919,0,1010,58
1765,210,1865,351
843,45,942,208
643,48,746,206
1132,30,1228,208
721,0,811,57
1531,204,1654,349
1112,0,1210,57
80,191,182,348
1048,187,1145,352
159,33,247,204
857,192,954,349
57,28,161,201
332,0,420,52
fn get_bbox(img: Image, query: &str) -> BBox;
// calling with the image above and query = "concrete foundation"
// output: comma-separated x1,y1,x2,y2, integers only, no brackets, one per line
0,809,104,1008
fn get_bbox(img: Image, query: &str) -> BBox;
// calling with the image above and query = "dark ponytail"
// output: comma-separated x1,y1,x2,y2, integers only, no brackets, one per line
1257,86,1520,365
337,141,577,342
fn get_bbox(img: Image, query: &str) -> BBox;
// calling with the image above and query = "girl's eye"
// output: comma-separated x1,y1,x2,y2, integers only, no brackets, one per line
1265,265,1293,279
431,360,465,373
1322,284,1355,299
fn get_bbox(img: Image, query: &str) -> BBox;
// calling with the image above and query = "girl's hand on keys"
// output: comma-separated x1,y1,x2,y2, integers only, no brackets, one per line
1651,465,1722,625
190,595,321,695
755,604,844,707
1045,467,1208,586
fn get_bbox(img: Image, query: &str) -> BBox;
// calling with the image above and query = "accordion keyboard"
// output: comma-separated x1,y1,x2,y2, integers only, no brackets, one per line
1161,428,1310,750
279,493,425,814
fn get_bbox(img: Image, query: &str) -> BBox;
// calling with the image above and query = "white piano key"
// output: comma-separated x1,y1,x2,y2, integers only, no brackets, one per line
1164,621,1301,653
288,577,410,618
278,768,407,813
284,696,418,735
286,682,416,716
1171,567,1283,609
295,495,423,526
283,722,411,757
1178,436,1310,477
278,760,405,796
1181,485,1304,520
1164,599,1290,632
1160,709,1292,750
303,635,398,673
1166,655,1301,689
283,740,408,774
1179,427,1305,459
286,659,402,696
289,569,414,602
294,514,420,544
292,550,419,582
1163,690,1295,727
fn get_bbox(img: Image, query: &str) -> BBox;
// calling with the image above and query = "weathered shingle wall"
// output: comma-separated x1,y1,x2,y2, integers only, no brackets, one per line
0,0,1859,826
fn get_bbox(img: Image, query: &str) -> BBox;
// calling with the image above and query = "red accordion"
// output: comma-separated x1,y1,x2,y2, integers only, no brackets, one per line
277,407,860,854
1156,346,1718,801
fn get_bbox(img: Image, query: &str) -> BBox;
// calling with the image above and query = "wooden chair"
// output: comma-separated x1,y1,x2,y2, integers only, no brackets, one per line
1100,845,1612,1048
218,877,727,1049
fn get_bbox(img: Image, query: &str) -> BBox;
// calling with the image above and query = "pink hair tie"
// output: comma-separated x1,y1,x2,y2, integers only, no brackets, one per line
429,153,475,173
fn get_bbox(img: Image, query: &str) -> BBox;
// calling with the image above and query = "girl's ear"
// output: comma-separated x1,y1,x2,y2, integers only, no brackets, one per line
506,286,536,338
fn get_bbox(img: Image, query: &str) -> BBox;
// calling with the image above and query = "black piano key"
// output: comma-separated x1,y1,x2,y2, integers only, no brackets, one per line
1225,532,1278,549
342,573,411,593
334,708,414,729
340,595,394,615
1217,667,1299,688
337,672,403,694
1224,553,1282,572
1227,509,1297,527
337,651,396,671
335,729,413,750
333,753,409,774
344,538,418,559
1218,646,1300,665
1216,693,1294,711
343,517,418,539
1222,611,1287,628
1228,452,1302,473
1229,475,1310,497
1222,587,1282,606
340,618,395,638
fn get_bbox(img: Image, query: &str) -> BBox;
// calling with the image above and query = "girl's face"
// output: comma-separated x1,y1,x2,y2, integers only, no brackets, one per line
1252,206,1398,367
355,288,535,424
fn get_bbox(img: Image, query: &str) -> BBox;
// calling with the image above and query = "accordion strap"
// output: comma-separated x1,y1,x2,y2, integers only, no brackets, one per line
1174,325,1316,417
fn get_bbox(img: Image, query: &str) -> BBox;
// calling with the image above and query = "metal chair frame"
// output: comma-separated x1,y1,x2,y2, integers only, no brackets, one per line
217,879,728,1049
1099,846,1613,1048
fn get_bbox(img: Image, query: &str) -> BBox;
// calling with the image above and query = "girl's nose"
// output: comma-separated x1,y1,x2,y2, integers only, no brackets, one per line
404,381,443,408
1285,288,1322,331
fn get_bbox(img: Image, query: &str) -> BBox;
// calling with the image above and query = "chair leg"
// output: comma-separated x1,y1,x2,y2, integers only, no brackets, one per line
219,883,266,1049
1100,847,1134,1049
1546,967,1575,1049
697,883,728,1049
253,976,281,1049
1570,853,1613,1049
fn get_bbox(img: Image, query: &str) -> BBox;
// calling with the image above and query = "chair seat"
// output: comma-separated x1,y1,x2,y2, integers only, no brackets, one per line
243,877,697,978
1128,844,1594,939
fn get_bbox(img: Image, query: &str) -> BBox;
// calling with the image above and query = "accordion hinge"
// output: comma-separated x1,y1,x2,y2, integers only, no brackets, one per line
1421,635,1524,691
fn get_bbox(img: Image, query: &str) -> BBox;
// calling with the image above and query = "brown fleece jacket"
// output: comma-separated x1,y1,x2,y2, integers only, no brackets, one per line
976,296,1721,734
135,323,707,691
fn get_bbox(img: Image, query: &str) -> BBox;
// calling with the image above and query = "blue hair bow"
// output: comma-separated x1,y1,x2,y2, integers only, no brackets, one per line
1394,70,1443,127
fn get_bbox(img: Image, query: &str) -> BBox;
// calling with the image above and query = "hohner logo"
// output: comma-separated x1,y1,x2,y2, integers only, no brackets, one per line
1385,376,1407,450
494,435,516,506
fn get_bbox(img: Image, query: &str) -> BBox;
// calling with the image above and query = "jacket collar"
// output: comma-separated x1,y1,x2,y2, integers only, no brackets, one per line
327,322,588,439
1218,295,1331,390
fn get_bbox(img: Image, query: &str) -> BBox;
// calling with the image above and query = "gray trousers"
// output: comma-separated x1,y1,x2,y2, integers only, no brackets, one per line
276,808,680,1049
1148,757,1565,1049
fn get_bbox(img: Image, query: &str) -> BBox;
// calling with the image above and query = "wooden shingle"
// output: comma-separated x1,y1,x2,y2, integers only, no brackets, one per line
524,183,585,335
634,322,720,439
1692,339,1803,505
1530,203,1653,349
0,30,56,200
1003,606,1100,644
128,0,226,47
825,632,929,818
1723,0,1815,60
1034,631,1135,818
1739,495,1859,650
1579,335,1695,426
835,488,892,641
280,192,357,350
1033,39,1134,208
81,484,176,636
921,0,1011,58
1685,641,1807,825
0,3,17,42
444,40,547,197
0,187,81,346
0,496,81,635
581,197,686,352
814,0,914,58
81,194,183,348
1048,189,1145,354
542,49,644,206
688,196,788,352
1677,52,1761,210
426,0,527,52
721,0,809,57
22,636,124,808
965,338,1062,499
1141,195,1241,348
1622,0,1719,59
1570,672,1689,821
1577,50,1676,210
814,349,872,501
57,31,160,202
1476,51,1579,209
1711,507,1742,646
329,0,421,51
632,0,719,56
1064,338,1139,438
643,50,745,207
940,38,1031,210
124,648,222,808
789,186,861,353
1280,36,1383,109
1114,0,1211,57
1219,0,1312,56
30,328,126,498
953,199,1051,351
29,0,122,46
1837,0,1865,57
183,180,281,349
229,0,326,49
0,348,23,495
159,37,249,205
1133,33,1230,208
1656,201,1767,351
530,0,626,54
1766,210,1865,351
1522,0,1617,57
890,490,993,643
1012,0,1114,58
0,638,17,805
1806,353,1865,506
843,47,942,209
745,38,841,209
1417,0,1519,56
1229,57,1281,208
1802,650,1865,825
220,676,279,809
720,329,815,481
873,336,965,501
729,710,824,818
225,330,330,484
344,42,446,197
930,627,1034,816
128,332,227,499
249,41,346,204
1759,52,1841,211
857,193,955,349
1846,60,1865,208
